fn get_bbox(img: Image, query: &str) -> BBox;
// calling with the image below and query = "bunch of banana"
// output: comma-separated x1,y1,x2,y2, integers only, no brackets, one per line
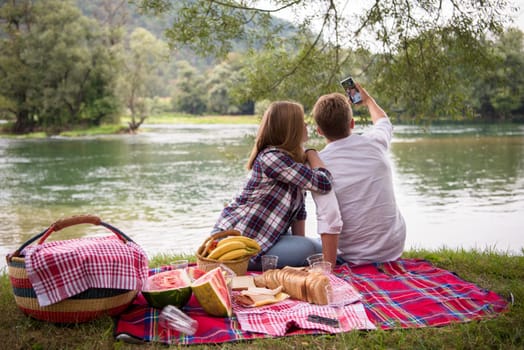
205,236,261,261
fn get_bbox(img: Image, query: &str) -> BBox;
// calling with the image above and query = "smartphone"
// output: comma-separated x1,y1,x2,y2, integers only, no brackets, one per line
307,314,340,327
340,76,362,104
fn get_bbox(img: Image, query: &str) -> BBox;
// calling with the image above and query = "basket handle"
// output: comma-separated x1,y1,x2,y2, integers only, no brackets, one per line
8,214,134,260
52,214,102,231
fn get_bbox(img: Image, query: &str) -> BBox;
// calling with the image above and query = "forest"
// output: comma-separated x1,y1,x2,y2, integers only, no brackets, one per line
0,0,523,134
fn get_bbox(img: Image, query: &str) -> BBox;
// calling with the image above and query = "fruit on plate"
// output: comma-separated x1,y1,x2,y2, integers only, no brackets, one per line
142,269,193,309
191,267,232,317
205,236,261,261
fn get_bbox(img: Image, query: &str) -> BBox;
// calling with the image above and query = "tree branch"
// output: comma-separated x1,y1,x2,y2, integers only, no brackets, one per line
209,0,303,14
267,1,333,90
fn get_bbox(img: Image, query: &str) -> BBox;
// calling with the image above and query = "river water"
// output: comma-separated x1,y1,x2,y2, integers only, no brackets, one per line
1,123,523,270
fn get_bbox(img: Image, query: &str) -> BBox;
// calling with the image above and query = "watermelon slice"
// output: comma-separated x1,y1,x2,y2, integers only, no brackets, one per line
142,269,192,309
187,266,206,281
191,267,232,317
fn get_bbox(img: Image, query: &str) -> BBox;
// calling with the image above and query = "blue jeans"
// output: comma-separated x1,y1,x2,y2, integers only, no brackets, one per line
248,235,323,271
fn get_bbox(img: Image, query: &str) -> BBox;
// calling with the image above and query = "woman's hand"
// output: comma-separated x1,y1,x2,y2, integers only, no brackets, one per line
305,148,325,169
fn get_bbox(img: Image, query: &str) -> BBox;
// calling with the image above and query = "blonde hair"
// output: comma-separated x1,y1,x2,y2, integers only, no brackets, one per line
247,101,306,170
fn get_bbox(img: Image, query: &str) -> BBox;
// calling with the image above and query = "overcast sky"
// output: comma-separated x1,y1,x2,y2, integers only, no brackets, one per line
264,0,524,32
515,0,524,30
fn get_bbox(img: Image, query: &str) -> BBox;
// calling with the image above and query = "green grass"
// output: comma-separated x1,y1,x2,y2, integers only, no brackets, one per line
133,114,259,125
0,123,127,138
0,130,49,139
59,124,127,137
1,248,522,349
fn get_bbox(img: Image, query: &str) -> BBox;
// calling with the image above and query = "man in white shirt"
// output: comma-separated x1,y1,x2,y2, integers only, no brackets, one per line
311,83,406,266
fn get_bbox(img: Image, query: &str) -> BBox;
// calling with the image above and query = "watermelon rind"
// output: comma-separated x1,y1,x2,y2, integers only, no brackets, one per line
142,269,193,309
191,267,232,317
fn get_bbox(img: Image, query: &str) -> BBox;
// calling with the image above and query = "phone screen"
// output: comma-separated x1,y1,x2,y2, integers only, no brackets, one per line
340,76,362,104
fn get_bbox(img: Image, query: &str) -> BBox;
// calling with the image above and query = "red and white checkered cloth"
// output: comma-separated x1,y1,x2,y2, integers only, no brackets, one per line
23,236,149,307
233,274,375,336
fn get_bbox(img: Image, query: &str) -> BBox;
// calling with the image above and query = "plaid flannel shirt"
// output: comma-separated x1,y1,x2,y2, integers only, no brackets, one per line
213,147,333,259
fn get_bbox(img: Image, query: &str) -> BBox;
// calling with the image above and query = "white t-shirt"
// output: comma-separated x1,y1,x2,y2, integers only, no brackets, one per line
318,117,406,265
311,189,342,235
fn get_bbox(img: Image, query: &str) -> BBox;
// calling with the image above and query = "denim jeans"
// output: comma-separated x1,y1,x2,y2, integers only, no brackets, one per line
248,235,323,271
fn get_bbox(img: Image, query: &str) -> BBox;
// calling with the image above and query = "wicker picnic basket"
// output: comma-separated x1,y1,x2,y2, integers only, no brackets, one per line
196,230,255,276
6,215,142,323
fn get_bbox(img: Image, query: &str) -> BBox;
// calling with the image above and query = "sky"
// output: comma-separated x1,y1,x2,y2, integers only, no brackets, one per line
260,0,524,55
515,0,524,31
262,0,524,32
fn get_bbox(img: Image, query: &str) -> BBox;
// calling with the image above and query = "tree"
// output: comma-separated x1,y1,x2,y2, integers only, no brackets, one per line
171,60,207,115
79,0,129,46
116,27,169,132
207,61,235,114
474,28,524,120
206,53,254,115
0,0,36,132
367,27,495,121
0,0,121,133
133,0,516,118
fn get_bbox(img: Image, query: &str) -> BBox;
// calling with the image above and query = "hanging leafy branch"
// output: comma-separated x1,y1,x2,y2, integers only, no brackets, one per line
132,0,517,119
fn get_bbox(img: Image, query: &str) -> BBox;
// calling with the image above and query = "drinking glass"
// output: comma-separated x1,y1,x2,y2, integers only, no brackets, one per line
325,284,346,327
306,253,324,267
261,255,278,272
311,261,332,274
159,305,198,335
170,259,188,270
218,264,236,293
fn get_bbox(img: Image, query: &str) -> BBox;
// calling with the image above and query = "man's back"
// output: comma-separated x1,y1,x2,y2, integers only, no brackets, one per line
319,118,406,265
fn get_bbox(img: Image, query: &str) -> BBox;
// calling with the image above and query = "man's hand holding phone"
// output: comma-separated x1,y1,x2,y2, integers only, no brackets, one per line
341,79,387,124
340,76,363,105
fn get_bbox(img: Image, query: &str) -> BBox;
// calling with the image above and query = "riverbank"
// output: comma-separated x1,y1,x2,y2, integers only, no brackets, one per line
0,115,259,138
2,114,523,138
1,248,522,349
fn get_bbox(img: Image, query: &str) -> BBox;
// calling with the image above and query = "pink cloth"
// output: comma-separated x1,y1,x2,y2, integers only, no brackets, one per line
23,236,148,306
233,274,375,336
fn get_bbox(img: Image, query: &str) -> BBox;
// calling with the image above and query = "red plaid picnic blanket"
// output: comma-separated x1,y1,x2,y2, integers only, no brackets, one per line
234,299,373,336
343,259,509,329
23,236,149,306
114,259,508,345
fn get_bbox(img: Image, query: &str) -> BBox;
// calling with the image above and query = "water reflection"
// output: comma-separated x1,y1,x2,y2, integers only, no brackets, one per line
389,125,524,254
1,124,523,270
392,136,524,207
0,125,258,269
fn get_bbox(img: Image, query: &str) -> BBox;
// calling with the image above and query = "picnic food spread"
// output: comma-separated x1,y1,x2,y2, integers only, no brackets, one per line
9,216,510,347
141,264,331,317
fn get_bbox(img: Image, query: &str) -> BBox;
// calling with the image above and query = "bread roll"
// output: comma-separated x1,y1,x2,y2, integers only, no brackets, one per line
254,266,329,305
305,271,330,305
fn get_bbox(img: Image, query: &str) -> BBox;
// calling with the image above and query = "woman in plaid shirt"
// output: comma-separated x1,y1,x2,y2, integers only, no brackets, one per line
212,101,333,270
